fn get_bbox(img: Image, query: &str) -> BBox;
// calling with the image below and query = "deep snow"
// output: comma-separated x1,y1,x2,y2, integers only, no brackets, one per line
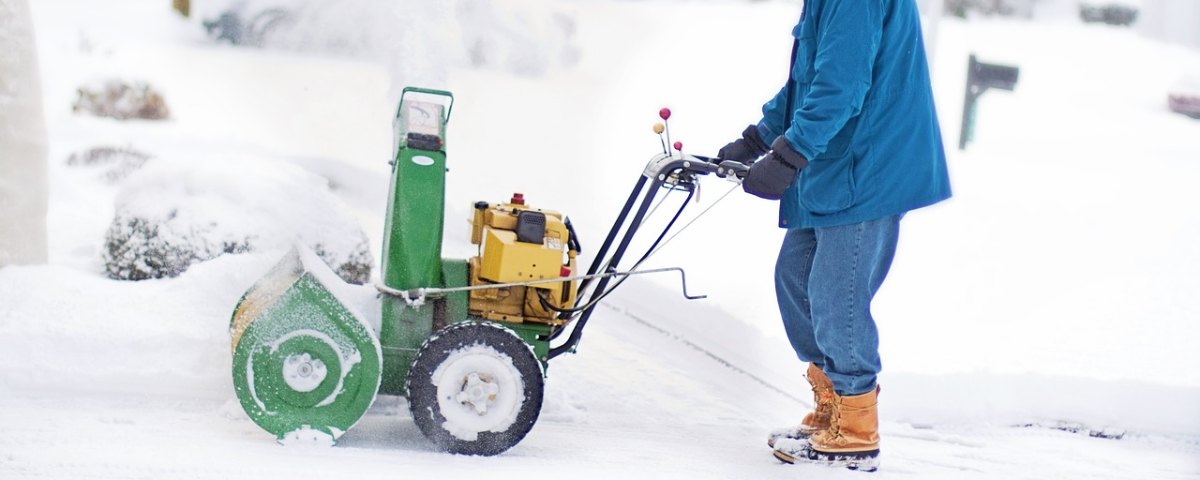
2,0,1199,478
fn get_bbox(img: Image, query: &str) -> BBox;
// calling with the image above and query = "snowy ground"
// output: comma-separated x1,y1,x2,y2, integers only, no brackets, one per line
3,0,1200,478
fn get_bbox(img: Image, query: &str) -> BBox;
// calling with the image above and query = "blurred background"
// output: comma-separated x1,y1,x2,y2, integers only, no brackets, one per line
2,0,1200,475
1,0,1198,476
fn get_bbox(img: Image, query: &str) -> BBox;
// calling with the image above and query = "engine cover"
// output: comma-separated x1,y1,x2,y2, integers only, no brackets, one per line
467,196,578,324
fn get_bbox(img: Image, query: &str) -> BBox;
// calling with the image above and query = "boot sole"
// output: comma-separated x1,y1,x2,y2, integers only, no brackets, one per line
773,448,801,464
773,447,880,473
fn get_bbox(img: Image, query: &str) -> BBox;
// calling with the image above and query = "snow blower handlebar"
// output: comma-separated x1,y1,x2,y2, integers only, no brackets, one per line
546,151,748,360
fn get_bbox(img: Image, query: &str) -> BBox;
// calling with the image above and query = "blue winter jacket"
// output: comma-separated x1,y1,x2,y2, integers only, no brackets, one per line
757,0,951,228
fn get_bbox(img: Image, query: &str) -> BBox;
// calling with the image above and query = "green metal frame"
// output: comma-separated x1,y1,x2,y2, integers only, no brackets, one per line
379,88,453,393
232,86,553,445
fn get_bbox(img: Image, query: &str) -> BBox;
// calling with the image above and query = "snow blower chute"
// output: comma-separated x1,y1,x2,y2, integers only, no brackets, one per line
230,88,749,454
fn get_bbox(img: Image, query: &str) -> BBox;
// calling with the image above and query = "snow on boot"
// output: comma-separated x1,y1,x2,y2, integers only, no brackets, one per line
770,436,813,465
767,363,834,448
804,386,882,472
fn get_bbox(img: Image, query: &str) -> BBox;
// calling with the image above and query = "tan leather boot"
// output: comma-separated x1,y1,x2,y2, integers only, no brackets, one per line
805,386,881,471
766,363,834,447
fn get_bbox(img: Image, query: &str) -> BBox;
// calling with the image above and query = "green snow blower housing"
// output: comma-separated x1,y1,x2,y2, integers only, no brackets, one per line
230,87,565,454
230,87,748,455
230,246,382,445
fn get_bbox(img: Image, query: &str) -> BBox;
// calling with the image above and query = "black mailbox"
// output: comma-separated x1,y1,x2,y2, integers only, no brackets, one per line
959,54,1020,150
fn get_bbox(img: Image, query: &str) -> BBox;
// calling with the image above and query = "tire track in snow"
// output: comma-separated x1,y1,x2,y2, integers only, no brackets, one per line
598,302,809,407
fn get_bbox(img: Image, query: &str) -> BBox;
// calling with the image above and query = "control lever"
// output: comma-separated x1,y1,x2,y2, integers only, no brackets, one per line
691,154,750,180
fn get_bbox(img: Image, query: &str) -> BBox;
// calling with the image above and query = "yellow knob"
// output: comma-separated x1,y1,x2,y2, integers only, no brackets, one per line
653,123,665,134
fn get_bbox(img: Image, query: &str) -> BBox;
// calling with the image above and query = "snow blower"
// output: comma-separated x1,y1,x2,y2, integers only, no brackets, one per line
229,88,749,454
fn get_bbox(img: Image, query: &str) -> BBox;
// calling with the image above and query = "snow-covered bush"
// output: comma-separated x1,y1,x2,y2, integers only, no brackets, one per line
102,156,372,284
945,0,1038,18
1079,1,1140,25
193,0,578,78
66,146,151,184
73,79,170,121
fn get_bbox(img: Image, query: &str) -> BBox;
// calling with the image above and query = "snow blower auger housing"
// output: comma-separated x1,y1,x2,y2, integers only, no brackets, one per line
230,88,748,455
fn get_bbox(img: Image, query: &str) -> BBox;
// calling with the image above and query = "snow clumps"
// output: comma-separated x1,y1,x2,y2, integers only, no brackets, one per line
102,155,372,284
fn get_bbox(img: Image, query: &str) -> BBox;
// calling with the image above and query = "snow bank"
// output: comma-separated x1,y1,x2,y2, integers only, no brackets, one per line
0,254,271,397
880,372,1200,439
0,246,386,399
103,155,373,284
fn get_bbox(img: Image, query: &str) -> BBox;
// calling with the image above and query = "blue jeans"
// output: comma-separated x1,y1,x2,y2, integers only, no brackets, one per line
774,215,901,396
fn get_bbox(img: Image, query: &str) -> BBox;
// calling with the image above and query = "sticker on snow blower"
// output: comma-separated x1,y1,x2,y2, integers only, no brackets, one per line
412,155,436,166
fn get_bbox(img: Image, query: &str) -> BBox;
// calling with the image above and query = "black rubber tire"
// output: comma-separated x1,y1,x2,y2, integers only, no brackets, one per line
406,321,544,456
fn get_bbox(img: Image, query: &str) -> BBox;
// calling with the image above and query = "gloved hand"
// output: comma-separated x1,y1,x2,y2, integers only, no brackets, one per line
742,137,808,200
717,125,770,164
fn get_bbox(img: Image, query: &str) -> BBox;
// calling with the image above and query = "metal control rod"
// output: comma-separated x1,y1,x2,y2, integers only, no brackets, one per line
545,154,748,359
374,266,706,307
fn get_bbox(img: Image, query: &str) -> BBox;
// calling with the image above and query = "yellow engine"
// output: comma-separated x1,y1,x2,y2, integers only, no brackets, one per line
468,193,579,324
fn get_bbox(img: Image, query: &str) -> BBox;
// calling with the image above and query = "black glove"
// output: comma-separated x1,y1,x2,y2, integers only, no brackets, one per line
717,125,770,164
742,137,808,200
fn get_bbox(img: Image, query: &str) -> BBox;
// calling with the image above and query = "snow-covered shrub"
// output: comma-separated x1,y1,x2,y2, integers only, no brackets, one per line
945,0,1037,18
102,156,373,284
73,80,170,121
1079,1,1140,25
194,0,579,78
66,146,151,184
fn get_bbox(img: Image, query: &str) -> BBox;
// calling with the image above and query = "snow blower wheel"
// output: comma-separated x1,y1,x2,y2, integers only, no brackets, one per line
406,322,544,456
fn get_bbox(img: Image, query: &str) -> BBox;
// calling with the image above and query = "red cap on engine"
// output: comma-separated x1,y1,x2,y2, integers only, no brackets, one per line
510,193,525,205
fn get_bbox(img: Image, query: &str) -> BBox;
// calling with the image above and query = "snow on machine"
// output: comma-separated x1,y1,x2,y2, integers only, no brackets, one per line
229,87,748,454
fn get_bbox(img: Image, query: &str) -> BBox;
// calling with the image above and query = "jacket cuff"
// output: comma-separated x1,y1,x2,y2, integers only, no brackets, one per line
755,122,781,147
741,125,770,156
770,136,809,170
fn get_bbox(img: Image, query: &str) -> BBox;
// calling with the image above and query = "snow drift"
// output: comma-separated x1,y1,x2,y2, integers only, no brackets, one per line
102,155,373,284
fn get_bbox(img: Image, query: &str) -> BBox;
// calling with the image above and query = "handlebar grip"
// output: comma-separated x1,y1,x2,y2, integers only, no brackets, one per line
693,155,750,179
722,162,749,179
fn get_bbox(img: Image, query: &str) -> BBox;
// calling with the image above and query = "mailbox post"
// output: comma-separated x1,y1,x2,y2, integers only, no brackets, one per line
959,54,1020,150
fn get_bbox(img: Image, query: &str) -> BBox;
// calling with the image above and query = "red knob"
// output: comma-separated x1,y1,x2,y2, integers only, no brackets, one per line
510,192,525,205
659,107,672,120
673,141,683,151
560,266,572,277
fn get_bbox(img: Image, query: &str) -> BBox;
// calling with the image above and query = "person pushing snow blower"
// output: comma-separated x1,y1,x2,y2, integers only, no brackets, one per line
716,0,950,472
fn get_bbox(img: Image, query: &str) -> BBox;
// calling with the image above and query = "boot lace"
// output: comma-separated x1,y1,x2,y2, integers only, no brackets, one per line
824,395,847,444
814,387,834,418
